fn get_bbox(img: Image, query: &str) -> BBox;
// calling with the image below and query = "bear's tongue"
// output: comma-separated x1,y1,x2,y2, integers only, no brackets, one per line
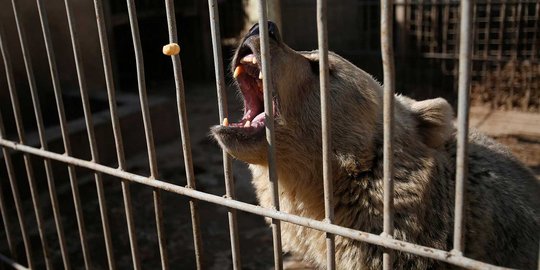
226,53,265,128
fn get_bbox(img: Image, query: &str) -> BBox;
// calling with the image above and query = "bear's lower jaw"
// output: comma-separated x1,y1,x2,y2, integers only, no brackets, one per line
211,124,267,163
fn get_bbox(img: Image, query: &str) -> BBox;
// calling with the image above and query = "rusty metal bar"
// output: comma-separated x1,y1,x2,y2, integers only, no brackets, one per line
0,27,34,270
257,1,283,269
162,1,204,268
207,1,241,269
0,139,512,270
62,0,116,268
381,0,396,268
317,0,336,269
125,0,169,268
453,0,473,255
93,0,141,268
10,1,55,268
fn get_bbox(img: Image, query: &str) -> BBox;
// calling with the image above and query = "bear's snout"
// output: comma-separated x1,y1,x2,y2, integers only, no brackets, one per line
245,21,281,43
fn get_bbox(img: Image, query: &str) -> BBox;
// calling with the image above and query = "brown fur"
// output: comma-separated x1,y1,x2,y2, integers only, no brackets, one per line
212,27,540,269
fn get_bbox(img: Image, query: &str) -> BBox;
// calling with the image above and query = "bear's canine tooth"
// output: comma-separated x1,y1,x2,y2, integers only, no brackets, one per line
222,118,229,126
233,66,243,78
244,120,251,127
258,71,263,79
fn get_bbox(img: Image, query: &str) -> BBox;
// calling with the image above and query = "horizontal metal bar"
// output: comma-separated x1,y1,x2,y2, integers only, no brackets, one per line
0,253,29,270
0,138,511,270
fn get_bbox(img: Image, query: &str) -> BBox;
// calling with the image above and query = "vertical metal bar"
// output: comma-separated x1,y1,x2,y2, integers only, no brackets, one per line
37,0,92,268
162,1,204,269
416,0,424,47
532,2,539,60
9,1,56,268
0,166,15,259
514,3,522,59
442,0,449,55
33,0,112,268
62,0,116,268
207,1,241,269
92,0,141,269
256,1,283,269
380,0,396,268
453,0,473,255
536,240,540,270
429,1,437,53
31,0,100,269
493,1,506,106
0,27,34,270
125,1,169,269
395,0,407,57
0,252,29,270
317,0,335,269
482,0,492,83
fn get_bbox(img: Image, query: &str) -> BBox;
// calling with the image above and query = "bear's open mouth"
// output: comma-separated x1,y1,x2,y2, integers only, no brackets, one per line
225,44,278,132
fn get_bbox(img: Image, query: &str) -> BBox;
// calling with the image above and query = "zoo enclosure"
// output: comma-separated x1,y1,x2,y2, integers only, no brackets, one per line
290,0,538,110
0,1,537,270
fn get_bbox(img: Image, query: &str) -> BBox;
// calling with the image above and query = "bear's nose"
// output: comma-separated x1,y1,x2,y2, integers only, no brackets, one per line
246,21,281,42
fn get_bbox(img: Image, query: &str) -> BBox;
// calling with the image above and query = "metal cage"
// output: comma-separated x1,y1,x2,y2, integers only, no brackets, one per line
0,0,536,269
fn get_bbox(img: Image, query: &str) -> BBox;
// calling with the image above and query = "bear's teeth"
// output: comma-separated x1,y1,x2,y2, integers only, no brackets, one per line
258,71,263,79
222,118,229,126
244,120,251,127
240,54,255,64
233,66,243,78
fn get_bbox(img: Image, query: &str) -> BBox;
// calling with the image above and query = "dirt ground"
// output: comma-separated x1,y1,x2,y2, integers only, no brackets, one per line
493,135,540,176
1,84,538,269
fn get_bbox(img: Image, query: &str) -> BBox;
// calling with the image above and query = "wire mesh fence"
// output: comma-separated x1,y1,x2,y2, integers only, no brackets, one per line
399,0,539,110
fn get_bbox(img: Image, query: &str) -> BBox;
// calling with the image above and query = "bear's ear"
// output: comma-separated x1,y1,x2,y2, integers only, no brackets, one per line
411,98,454,148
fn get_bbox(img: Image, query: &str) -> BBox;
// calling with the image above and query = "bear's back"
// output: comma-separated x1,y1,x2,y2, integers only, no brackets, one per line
450,132,539,268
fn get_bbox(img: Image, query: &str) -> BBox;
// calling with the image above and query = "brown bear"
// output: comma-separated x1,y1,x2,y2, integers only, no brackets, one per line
211,22,540,269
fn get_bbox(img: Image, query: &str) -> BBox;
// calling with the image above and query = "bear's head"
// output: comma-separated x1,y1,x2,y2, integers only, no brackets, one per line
211,22,453,171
